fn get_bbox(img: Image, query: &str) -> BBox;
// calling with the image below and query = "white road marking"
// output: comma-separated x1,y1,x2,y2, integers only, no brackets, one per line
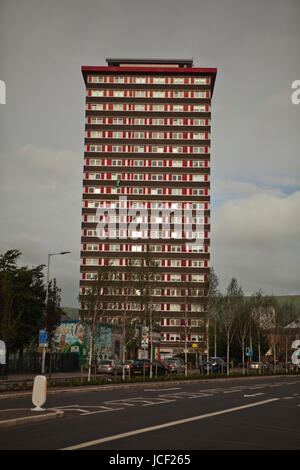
106,402,135,406
248,384,268,389
81,408,124,415
61,398,280,450
56,404,124,414
244,393,265,397
156,393,188,399
142,399,177,406
144,388,181,392
103,397,173,407
103,400,136,407
56,407,90,413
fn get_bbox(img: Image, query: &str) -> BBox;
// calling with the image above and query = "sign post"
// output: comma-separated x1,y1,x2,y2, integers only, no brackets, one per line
0,340,6,379
0,340,6,364
39,330,48,374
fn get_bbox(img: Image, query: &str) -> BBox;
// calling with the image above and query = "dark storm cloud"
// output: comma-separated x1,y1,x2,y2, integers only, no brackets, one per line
0,0,299,305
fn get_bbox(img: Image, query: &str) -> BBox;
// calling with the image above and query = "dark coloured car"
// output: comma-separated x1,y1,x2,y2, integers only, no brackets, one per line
131,359,169,377
201,357,227,373
158,359,172,373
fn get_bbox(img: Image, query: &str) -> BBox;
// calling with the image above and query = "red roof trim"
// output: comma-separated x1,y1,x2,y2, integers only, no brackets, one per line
82,66,217,74
81,66,217,95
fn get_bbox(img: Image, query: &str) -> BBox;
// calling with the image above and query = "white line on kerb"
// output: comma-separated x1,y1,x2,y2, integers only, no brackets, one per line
61,398,279,451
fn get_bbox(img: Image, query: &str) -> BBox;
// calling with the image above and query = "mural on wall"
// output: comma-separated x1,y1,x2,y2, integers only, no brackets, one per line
53,321,113,363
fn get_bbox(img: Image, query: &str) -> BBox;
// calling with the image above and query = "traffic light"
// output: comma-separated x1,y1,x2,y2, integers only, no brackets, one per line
246,347,250,356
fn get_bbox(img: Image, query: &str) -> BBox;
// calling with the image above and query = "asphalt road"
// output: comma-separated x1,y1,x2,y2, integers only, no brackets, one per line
0,376,299,452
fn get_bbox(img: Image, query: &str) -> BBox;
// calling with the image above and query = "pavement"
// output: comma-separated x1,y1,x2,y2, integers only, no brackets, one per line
0,369,298,429
0,408,64,428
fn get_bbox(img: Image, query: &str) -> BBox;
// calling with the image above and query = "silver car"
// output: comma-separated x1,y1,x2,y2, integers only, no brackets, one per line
97,359,122,375
249,361,264,371
164,358,185,374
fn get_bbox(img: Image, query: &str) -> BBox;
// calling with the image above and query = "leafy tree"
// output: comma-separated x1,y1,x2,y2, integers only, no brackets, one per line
206,267,219,374
267,297,299,366
0,249,22,272
0,250,45,369
218,278,244,374
236,297,252,373
80,265,112,380
0,272,18,348
137,247,161,364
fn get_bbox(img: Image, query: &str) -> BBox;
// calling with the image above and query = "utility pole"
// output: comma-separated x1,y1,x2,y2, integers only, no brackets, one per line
214,313,217,357
122,310,126,381
184,309,188,377
149,306,153,378
206,313,210,376
184,296,190,377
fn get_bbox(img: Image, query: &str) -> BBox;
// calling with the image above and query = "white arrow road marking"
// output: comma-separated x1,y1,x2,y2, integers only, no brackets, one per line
55,404,124,414
61,398,280,450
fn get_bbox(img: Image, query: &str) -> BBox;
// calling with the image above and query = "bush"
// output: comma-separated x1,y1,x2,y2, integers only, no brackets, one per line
1,368,299,392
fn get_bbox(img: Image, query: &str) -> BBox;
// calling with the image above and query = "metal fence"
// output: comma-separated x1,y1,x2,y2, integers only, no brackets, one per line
8,353,79,373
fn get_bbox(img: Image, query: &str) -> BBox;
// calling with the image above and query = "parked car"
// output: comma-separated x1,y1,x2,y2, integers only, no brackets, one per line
131,359,169,377
158,359,172,373
124,360,134,371
164,358,185,374
97,359,122,375
249,361,264,371
287,362,298,371
201,357,227,373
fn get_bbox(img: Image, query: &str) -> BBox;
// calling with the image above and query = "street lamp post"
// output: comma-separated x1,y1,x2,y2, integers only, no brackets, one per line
42,251,71,374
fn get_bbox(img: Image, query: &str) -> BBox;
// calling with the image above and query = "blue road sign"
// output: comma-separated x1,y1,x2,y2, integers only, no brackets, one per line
39,330,48,345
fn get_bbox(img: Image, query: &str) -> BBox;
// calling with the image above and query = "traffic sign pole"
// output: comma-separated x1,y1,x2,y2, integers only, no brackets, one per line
39,330,48,374
41,346,46,374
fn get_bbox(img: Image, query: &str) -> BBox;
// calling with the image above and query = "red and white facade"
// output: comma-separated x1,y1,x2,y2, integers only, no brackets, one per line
80,59,217,356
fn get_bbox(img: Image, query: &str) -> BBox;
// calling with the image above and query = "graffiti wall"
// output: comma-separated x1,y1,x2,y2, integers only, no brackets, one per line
53,321,113,363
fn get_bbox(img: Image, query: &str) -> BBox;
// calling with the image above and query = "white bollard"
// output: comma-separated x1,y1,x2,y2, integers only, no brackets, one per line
31,375,47,411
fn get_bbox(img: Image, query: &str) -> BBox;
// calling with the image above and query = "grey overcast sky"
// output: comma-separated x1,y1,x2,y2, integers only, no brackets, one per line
0,0,300,307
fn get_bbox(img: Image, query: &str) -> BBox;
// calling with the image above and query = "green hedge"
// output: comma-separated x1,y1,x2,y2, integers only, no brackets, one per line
1,369,299,392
